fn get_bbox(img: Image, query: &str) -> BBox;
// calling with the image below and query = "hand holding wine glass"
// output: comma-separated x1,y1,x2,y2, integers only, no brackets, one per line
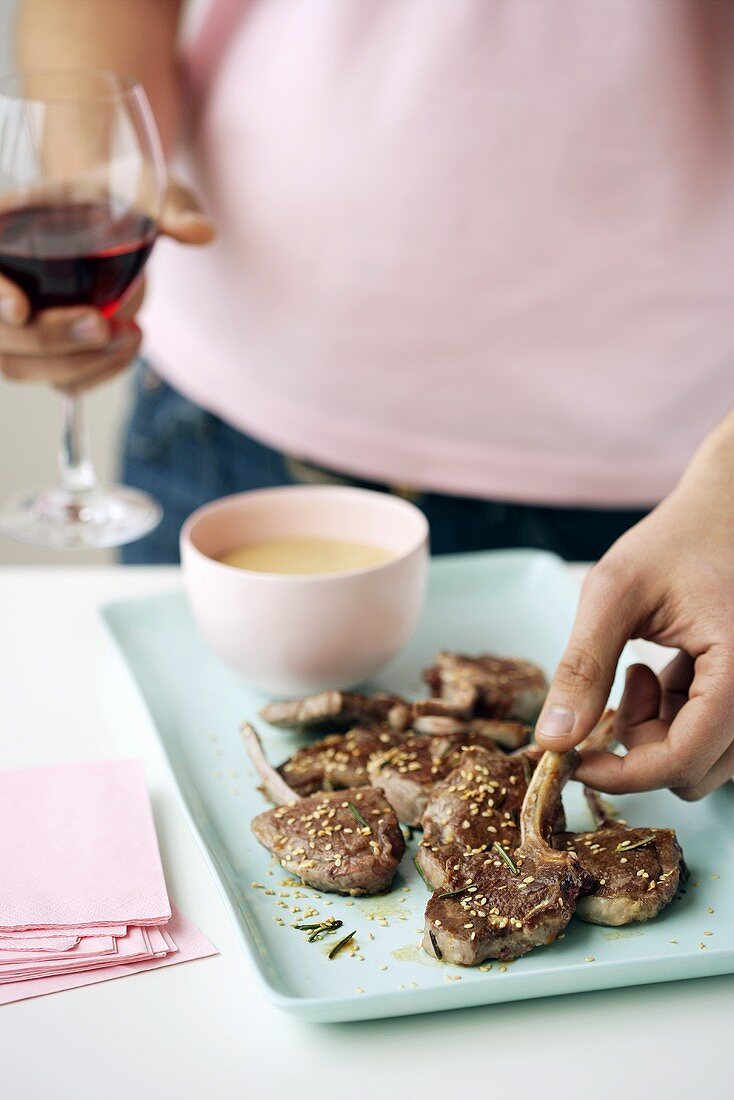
0,71,213,549
0,179,213,395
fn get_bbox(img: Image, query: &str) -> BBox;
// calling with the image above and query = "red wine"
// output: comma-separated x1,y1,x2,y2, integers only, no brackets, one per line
0,202,156,316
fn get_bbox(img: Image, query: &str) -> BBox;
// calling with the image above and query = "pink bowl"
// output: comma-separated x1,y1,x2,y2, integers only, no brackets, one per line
180,485,429,696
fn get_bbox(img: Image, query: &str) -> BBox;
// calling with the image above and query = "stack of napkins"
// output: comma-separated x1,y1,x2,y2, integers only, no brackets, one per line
0,760,216,1006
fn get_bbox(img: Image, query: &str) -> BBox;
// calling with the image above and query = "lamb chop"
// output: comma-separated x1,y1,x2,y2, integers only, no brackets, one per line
366,726,525,826
423,651,548,724
415,744,555,889
555,788,686,926
416,710,617,889
259,691,410,733
411,714,529,750
271,705,526,802
277,725,410,796
423,748,591,964
243,723,405,895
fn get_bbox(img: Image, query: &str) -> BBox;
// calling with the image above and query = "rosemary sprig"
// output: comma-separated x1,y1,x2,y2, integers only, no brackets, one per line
492,841,519,875
438,884,475,900
429,930,442,959
413,854,431,888
292,918,343,942
309,920,343,942
328,929,356,959
347,801,370,830
616,835,656,853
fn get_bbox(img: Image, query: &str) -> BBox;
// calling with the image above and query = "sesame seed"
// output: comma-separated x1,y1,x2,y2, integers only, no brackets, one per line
585,956,595,963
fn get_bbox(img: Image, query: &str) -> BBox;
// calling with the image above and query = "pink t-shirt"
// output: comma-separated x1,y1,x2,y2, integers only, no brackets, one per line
142,0,734,507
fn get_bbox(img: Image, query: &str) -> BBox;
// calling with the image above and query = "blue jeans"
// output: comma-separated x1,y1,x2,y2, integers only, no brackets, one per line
120,364,647,564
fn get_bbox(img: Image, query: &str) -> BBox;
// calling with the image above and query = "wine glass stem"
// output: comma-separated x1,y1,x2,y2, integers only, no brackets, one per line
59,393,97,496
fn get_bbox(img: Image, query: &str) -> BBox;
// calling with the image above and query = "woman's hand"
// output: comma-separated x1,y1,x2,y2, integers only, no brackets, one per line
0,180,214,396
534,410,734,799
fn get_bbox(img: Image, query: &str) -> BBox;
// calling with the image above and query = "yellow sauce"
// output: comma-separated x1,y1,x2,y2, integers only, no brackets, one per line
218,536,395,576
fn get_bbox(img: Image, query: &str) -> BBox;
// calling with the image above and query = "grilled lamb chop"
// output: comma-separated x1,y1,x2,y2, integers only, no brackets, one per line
259,691,410,732
366,728,527,826
423,651,548,724
243,723,405,895
555,788,686,926
423,749,591,964
415,709,614,888
278,725,409,796
415,745,545,889
411,715,529,750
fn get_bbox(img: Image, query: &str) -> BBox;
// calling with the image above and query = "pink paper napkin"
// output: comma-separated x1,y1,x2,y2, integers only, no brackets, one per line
0,760,171,931
0,904,216,1005
0,936,80,953
0,935,115,965
0,927,159,981
0,760,217,1006
0,925,127,941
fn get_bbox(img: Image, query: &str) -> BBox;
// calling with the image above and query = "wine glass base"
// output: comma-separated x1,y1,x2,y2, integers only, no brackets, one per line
0,484,162,550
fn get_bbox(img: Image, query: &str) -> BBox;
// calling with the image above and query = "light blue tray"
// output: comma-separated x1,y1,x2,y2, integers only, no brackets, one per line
101,550,734,1022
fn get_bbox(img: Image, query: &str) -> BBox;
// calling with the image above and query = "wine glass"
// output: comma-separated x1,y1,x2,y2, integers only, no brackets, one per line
0,70,166,549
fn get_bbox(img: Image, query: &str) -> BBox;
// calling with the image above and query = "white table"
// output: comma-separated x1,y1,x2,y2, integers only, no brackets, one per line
1,566,731,1100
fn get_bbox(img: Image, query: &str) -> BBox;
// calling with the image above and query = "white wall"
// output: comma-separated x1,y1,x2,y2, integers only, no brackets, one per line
0,0,129,564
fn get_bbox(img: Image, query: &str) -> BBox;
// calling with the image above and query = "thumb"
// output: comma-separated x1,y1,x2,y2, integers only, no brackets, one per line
0,271,31,326
159,178,215,245
535,566,639,751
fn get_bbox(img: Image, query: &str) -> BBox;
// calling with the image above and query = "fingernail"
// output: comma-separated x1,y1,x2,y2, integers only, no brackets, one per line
70,314,105,343
537,704,575,740
0,294,22,324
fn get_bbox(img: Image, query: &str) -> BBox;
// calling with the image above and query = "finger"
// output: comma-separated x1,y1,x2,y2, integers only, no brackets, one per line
535,562,643,751
659,651,694,724
609,664,665,751
659,651,695,694
55,348,134,396
577,644,734,793
580,663,666,780
673,738,734,801
0,272,30,326
616,664,661,729
1,320,140,387
159,179,215,245
118,277,146,319
0,306,108,355
616,717,668,753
